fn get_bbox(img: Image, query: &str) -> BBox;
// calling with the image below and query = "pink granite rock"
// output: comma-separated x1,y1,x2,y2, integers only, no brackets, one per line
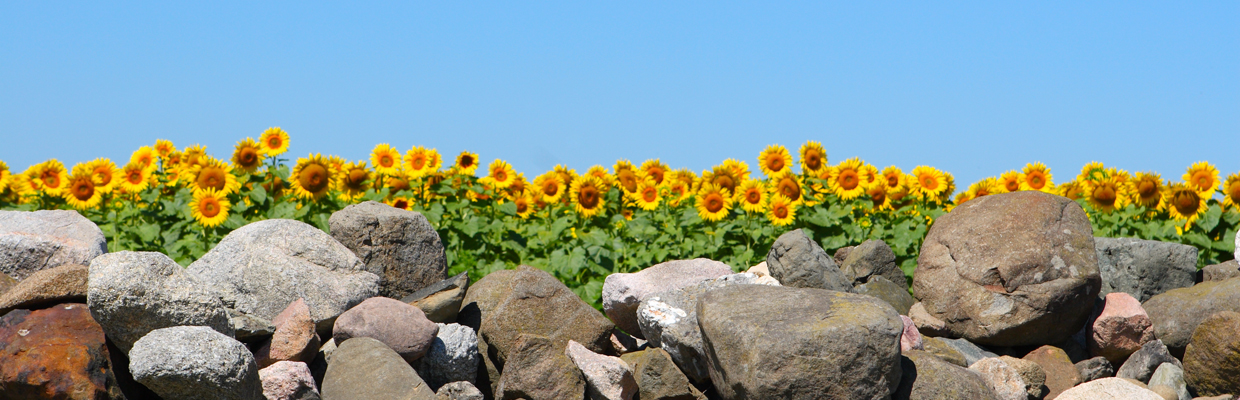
259,361,319,400
257,298,321,367
332,296,439,363
1089,292,1155,364
566,340,638,400
602,258,733,338
900,315,924,351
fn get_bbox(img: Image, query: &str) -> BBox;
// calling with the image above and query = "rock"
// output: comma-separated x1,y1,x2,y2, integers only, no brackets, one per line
1023,345,1082,399
260,361,321,400
414,323,479,392
1090,292,1156,364
187,219,380,332
855,275,915,314
999,356,1048,399
332,296,439,363
900,315,924,351
698,284,904,399
402,272,469,323
129,326,263,400
840,239,907,289
0,303,124,399
913,191,1101,346
1117,339,1182,383
0,272,16,294
479,266,614,366
87,251,233,352
833,245,855,265
895,350,999,400
329,201,448,298
921,337,968,367
496,334,586,400
620,348,705,400
1183,311,1240,396
322,337,436,400
746,261,769,277
939,337,999,366
566,340,637,400
1077,356,1115,382
437,381,484,400
603,258,733,339
1096,237,1198,302
1057,377,1165,400
610,328,645,354
0,263,88,315
1143,277,1240,352
457,269,517,397
1202,260,1240,282
229,308,276,342
0,210,107,280
968,358,1028,400
257,298,321,367
764,229,852,291
1148,362,1190,400
908,302,949,337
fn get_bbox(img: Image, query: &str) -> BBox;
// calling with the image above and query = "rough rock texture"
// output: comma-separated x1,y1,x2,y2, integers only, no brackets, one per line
1090,292,1156,364
259,361,320,400
764,229,852,291
229,308,276,342
840,239,907,289
620,348,705,400
436,381,484,400
913,191,1102,347
900,315,924,351
402,272,469,323
129,326,263,400
413,323,480,392
908,302,949,337
610,328,645,354
1096,237,1198,302
257,298,321,367
855,275,915,315
968,358,1028,400
0,263,88,315
921,337,968,367
479,266,614,367
1182,311,1240,397
1076,356,1115,382
1022,345,1082,399
1147,362,1189,400
1056,377,1165,400
698,284,904,399
496,334,586,400
332,296,439,363
895,350,998,400
566,340,637,400
329,201,448,299
939,337,999,367
1116,339,1182,383
322,337,435,400
603,258,733,339
457,269,517,397
0,303,124,399
1143,277,1240,352
0,272,16,294
746,261,769,277
1202,260,1240,282
187,219,380,331
998,356,1048,399
635,272,776,383
87,251,233,352
0,210,107,280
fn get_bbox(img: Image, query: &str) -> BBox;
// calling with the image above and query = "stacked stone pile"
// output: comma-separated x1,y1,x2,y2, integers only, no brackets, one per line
1,192,1238,399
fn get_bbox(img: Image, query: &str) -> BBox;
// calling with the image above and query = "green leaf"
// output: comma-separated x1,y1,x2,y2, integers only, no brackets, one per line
250,186,267,204
136,224,160,243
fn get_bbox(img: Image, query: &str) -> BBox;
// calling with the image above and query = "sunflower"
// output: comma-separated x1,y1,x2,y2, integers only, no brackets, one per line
585,165,614,187
337,161,372,201
827,158,869,200
190,157,241,195
757,145,793,177
387,196,412,211
702,165,742,197
514,192,535,219
118,163,150,193
533,172,566,204
1078,161,1107,183
229,138,265,173
503,173,528,200
131,146,158,173
453,151,480,176
0,160,10,191
996,170,1023,194
385,175,412,194
799,141,827,176
291,154,338,200
1085,175,1131,213
7,173,34,198
180,144,208,174
865,184,892,211
968,177,1000,199
154,139,176,160
954,190,973,208
737,179,767,213
939,173,957,203
190,189,230,228
880,166,904,191
1057,181,1087,201
403,146,442,180
554,165,578,190
860,163,882,190
640,159,669,186
767,194,797,226
63,167,102,210
770,171,805,204
613,160,641,196
695,182,733,222
666,169,697,207
1020,162,1054,193
1221,173,1240,210
1130,172,1165,209
723,159,751,183
570,175,608,219
84,158,119,194
486,159,517,189
909,166,947,200
258,127,290,156
1182,161,1220,198
633,177,661,211
1164,183,1207,225
31,160,69,196
368,144,401,176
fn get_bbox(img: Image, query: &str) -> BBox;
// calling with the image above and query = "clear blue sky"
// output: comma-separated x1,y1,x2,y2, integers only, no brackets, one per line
3,2,1237,191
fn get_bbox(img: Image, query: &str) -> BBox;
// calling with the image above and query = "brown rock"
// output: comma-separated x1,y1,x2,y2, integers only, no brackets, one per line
328,201,448,299
332,296,439,363
895,350,999,400
258,298,321,367
458,269,518,398
999,356,1048,399
497,334,585,400
480,266,614,366
620,348,705,400
0,264,88,315
0,303,124,399
1182,311,1240,397
921,336,968,367
1203,260,1240,282
1143,277,1240,353
0,272,17,294
1090,292,1156,364
402,272,469,323
1022,345,1082,399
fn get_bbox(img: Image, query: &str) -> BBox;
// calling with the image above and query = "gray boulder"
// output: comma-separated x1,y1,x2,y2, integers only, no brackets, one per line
765,229,851,291
402,272,470,323
129,326,262,400
496,334,586,400
620,348,705,400
895,350,998,400
329,201,448,299
188,219,379,332
436,381,484,400
1116,339,1182,383
698,284,904,399
938,337,999,367
1202,260,1240,282
840,239,907,289
322,337,436,400
0,263,88,315
603,258,733,339
0,210,107,280
1142,277,1240,352
1075,356,1114,382
478,266,614,367
1095,237,1197,302
414,323,480,392
87,251,233,352
853,275,915,315
1056,377,1164,400
1147,362,1189,400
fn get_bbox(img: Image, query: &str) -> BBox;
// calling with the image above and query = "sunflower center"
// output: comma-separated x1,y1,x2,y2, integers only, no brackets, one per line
300,164,330,193
768,157,785,172
198,168,226,191
1028,173,1045,188
94,168,113,186
805,153,822,170
579,186,600,209
1138,181,1157,198
461,156,475,169
871,189,886,203
411,156,426,170
618,171,637,192
643,188,658,202
1229,182,1240,201
920,175,938,190
1196,174,1210,187
200,198,220,218
494,169,508,182
380,155,395,168
886,175,899,188
649,169,664,184
780,179,801,200
388,178,410,192
393,199,409,210
746,189,762,204
72,179,94,200
714,176,735,194
345,170,368,189
1174,191,1200,215
1006,179,1020,192
840,170,859,190
239,148,259,166
773,204,788,218
127,171,143,184
1092,185,1117,206
705,193,724,213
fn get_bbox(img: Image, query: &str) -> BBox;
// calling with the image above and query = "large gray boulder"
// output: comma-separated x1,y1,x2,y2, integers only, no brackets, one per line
913,191,1101,347
188,219,380,332
895,350,998,400
413,323,480,392
329,201,448,299
1056,377,1164,400
765,229,851,291
1115,339,1181,383
698,284,904,399
478,266,614,367
322,337,436,400
496,334,586,400
129,326,263,400
1095,237,1197,302
603,258,733,339
840,239,907,290
87,251,233,352
1142,277,1240,352
0,210,107,280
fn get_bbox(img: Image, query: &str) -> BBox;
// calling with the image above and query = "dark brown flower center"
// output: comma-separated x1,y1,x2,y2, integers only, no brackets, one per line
579,186,599,209
705,193,724,213
300,164,330,193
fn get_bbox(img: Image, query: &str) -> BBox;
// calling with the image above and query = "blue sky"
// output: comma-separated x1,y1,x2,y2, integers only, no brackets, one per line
2,2,1237,191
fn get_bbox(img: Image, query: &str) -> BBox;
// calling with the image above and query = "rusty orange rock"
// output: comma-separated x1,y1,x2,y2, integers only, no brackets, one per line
0,303,123,400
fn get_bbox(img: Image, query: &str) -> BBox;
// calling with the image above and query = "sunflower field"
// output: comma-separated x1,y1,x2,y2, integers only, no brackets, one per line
1,128,1237,307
